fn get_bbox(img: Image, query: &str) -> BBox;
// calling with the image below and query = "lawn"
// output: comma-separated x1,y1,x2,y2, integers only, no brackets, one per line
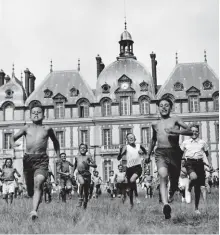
0,188,218,234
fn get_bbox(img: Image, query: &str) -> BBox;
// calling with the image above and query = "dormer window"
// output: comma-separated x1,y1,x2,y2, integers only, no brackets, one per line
101,98,111,116
70,87,79,97
139,96,150,115
174,82,184,91
203,80,213,90
3,102,14,121
5,89,14,98
213,92,219,112
139,81,148,91
101,83,110,93
44,88,53,98
77,99,90,118
186,86,200,112
55,102,65,118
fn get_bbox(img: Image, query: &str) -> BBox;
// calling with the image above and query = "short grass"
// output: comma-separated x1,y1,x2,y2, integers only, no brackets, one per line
0,188,218,234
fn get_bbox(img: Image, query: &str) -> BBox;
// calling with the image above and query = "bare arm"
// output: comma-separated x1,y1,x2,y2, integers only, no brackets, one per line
88,157,97,168
10,126,27,148
147,125,157,160
204,151,213,169
48,128,60,158
165,117,193,136
117,145,127,161
14,168,21,178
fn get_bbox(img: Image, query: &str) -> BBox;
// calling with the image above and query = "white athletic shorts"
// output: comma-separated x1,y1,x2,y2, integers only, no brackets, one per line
3,181,15,194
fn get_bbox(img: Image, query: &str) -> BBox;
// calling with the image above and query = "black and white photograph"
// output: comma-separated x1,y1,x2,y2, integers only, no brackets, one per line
0,0,219,234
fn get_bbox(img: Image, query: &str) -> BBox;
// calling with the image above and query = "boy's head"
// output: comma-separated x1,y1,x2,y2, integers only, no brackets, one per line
181,158,186,167
157,98,173,117
110,170,114,176
5,158,12,168
190,124,199,140
95,171,99,176
126,133,136,145
146,169,150,175
60,153,66,161
79,143,88,155
30,103,45,123
118,164,123,172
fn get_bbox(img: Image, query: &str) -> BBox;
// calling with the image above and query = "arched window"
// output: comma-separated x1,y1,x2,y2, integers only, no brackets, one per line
100,98,111,116
78,100,89,118
213,93,219,112
3,103,14,121
140,98,150,115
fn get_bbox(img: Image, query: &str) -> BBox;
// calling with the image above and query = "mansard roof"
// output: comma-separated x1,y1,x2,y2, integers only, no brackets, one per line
25,70,95,106
0,73,26,107
157,62,219,100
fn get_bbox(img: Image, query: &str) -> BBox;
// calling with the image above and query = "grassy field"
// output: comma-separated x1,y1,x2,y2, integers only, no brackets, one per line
0,188,218,234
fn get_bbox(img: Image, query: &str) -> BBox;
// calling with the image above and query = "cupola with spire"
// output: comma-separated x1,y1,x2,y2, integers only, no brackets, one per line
117,20,136,60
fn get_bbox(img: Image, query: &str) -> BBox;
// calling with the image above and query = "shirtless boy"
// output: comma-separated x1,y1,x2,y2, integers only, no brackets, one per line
10,103,60,220
0,158,21,204
74,143,97,209
146,98,192,219
57,153,74,202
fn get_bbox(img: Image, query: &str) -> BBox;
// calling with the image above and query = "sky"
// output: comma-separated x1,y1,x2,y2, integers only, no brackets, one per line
0,0,219,90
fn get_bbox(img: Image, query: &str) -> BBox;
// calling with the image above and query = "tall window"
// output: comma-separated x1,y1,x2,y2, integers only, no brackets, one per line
4,133,12,149
4,103,14,121
81,130,88,145
103,129,111,148
55,102,64,119
121,128,132,145
140,98,150,115
214,95,219,112
102,100,111,116
189,96,199,112
56,131,65,148
141,127,150,146
104,160,112,182
79,102,89,118
120,96,131,116
216,123,219,142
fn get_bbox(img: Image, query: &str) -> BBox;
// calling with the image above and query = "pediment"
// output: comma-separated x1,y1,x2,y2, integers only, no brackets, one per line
186,86,200,95
118,74,132,84
52,93,67,101
115,86,136,94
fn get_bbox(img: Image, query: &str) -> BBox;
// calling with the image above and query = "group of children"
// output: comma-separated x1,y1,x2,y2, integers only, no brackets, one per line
8,97,216,221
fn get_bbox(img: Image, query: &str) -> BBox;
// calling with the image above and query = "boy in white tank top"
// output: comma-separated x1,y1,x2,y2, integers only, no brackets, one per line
117,133,147,209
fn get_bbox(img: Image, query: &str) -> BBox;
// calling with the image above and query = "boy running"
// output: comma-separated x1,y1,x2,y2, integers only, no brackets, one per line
146,98,192,219
0,158,21,204
180,124,213,214
10,103,60,220
117,133,147,209
92,171,102,198
115,164,127,200
56,153,74,202
75,143,97,209
108,170,116,199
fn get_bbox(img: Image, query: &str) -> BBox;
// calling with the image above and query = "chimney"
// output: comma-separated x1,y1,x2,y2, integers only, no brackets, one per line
0,69,5,87
24,68,31,97
96,54,102,78
29,73,36,94
150,52,158,94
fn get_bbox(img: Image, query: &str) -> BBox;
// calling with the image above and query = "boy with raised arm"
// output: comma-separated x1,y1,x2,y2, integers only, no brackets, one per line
0,158,21,204
145,98,192,219
117,133,147,209
10,103,60,220
75,143,97,209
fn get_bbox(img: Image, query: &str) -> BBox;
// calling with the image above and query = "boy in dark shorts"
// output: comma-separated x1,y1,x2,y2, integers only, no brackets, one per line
180,124,213,214
56,153,74,202
74,143,97,209
10,103,60,220
145,98,192,219
118,133,147,209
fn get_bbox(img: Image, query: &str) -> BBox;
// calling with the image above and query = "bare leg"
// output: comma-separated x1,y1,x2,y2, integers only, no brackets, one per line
9,193,13,204
77,175,84,207
158,167,169,205
201,186,207,212
129,173,139,208
32,174,46,212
